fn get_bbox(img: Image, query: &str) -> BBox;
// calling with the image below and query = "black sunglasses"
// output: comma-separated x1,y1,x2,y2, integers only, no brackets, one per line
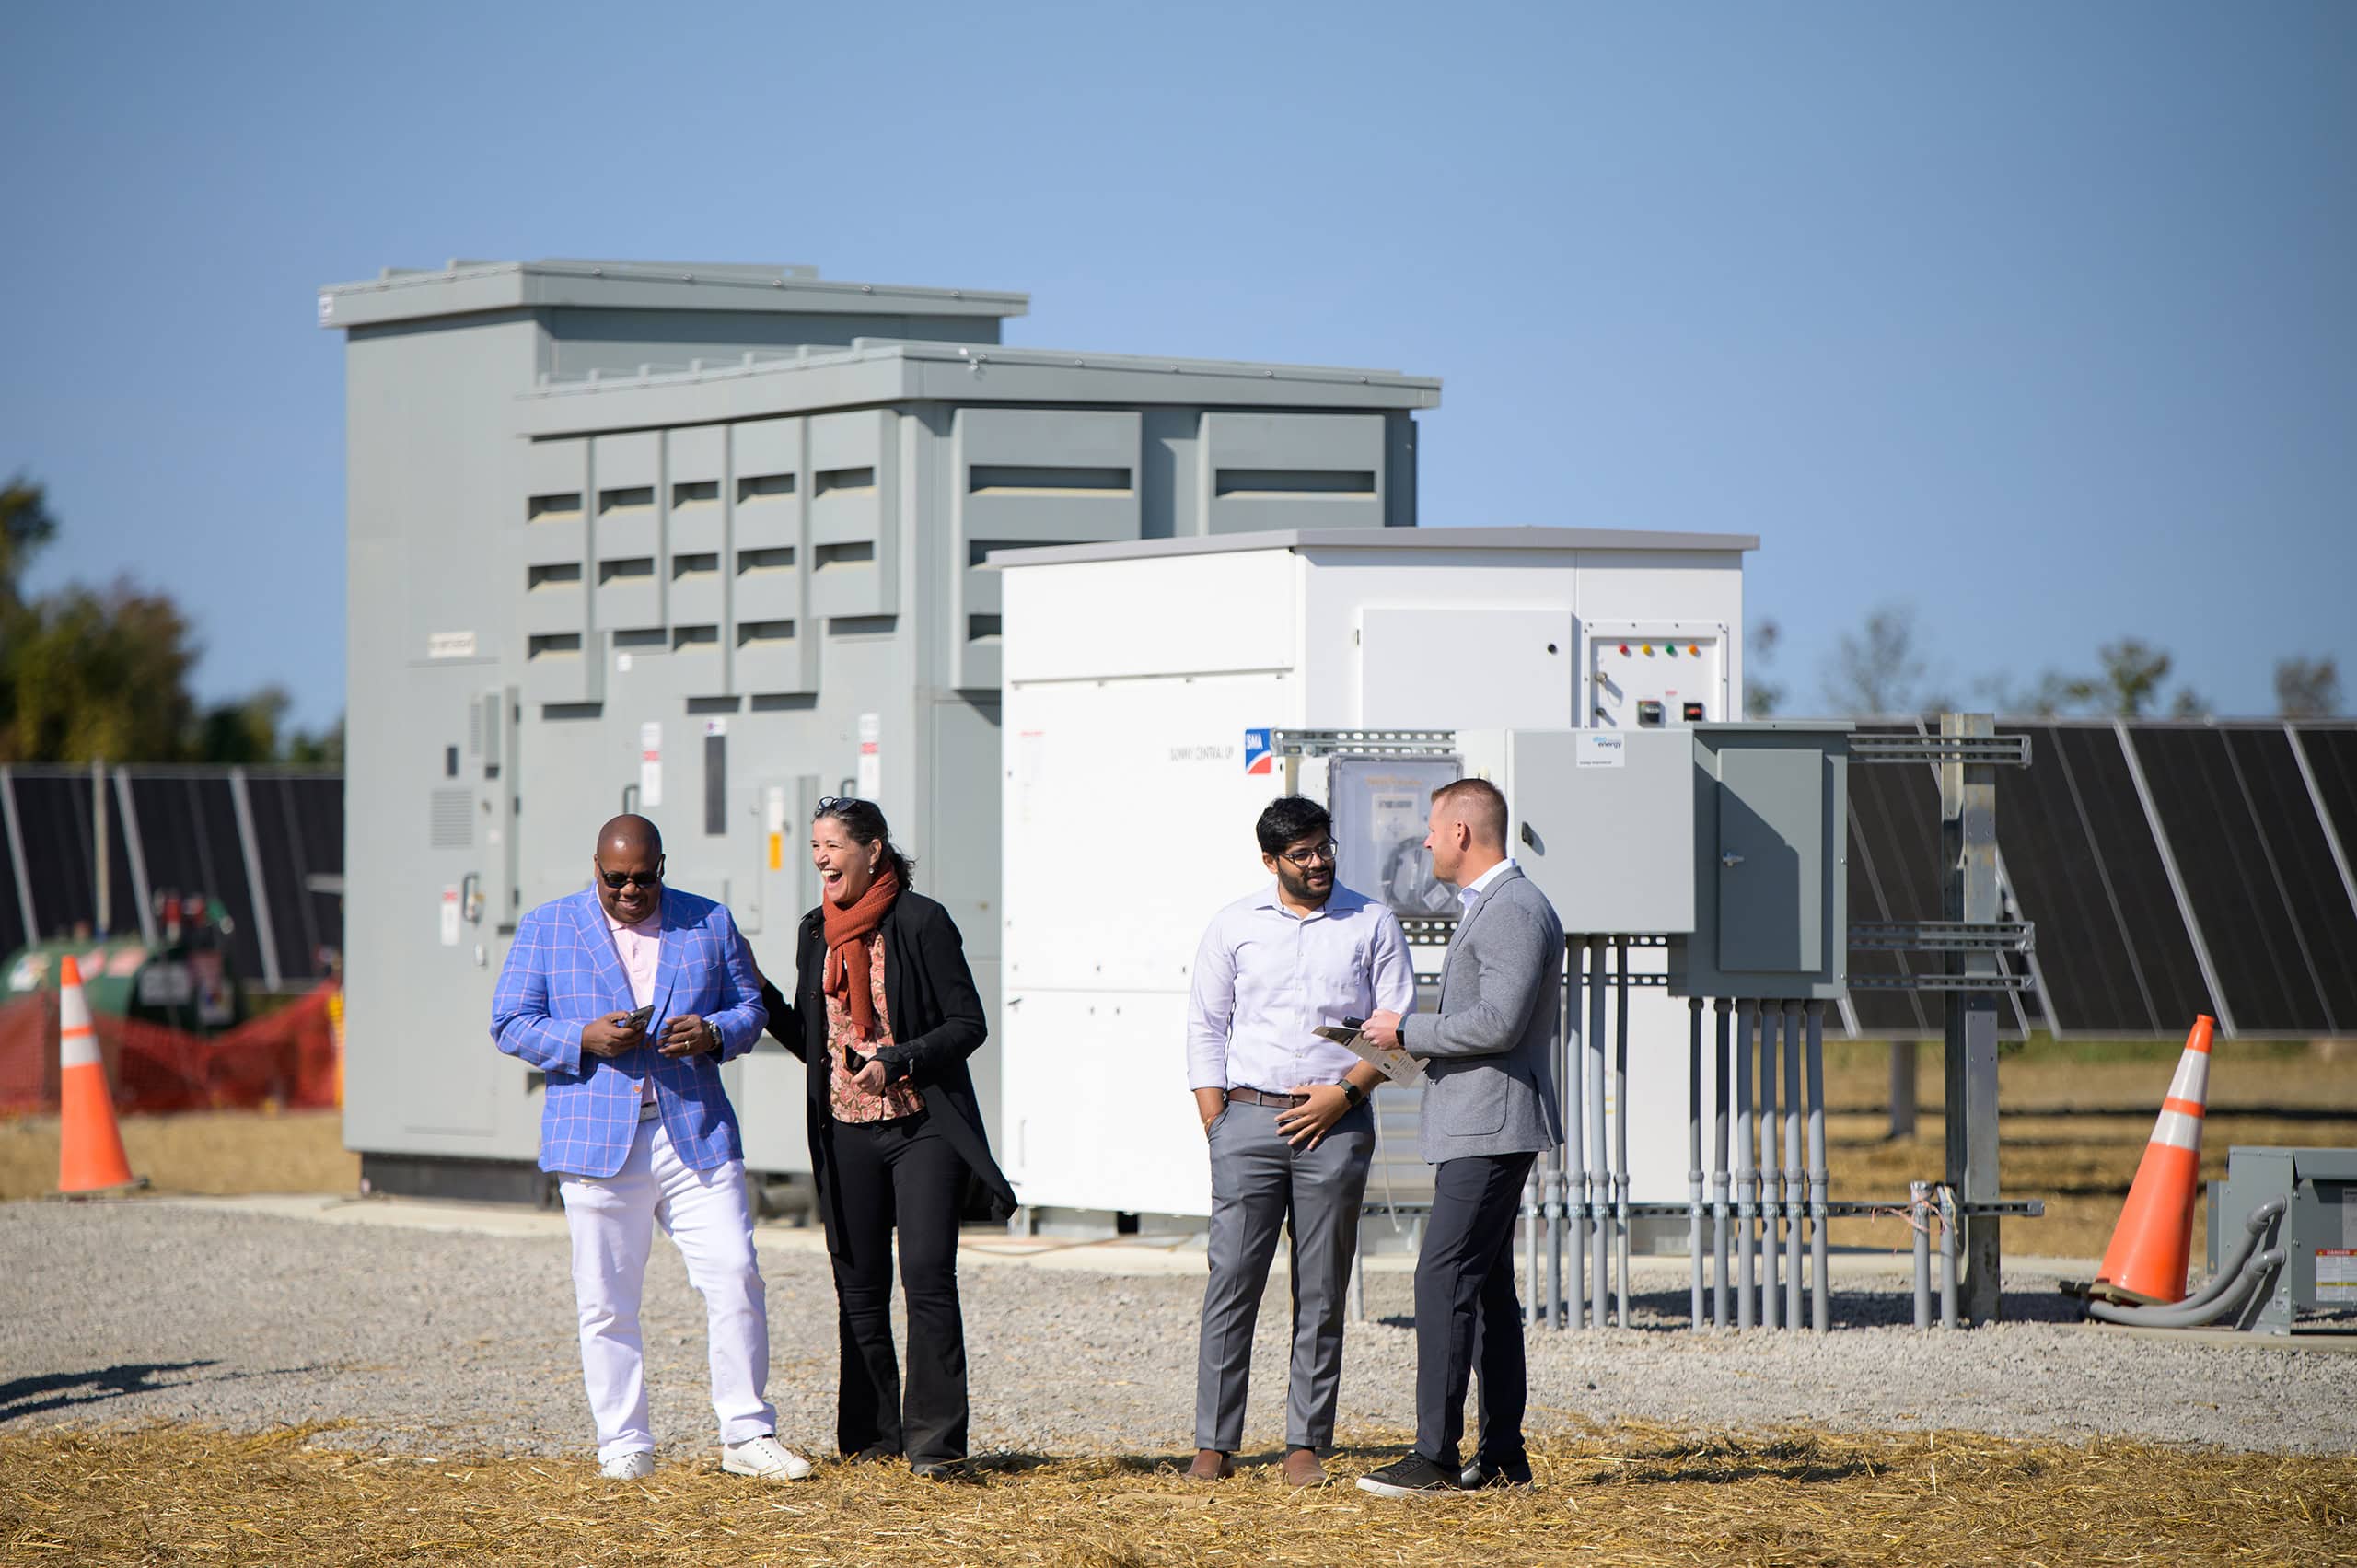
597,856,664,890
814,796,861,816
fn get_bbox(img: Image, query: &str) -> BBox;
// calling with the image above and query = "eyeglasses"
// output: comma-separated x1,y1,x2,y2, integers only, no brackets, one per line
814,796,860,816
1280,840,1339,867
597,857,663,889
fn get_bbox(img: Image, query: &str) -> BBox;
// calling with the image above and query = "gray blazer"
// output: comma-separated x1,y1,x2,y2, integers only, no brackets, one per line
1399,864,1565,1164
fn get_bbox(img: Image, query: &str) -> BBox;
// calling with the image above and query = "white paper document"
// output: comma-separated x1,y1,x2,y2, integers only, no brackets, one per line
1312,1023,1425,1086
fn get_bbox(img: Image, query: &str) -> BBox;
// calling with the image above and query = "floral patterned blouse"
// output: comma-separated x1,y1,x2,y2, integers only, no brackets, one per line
825,929,924,1124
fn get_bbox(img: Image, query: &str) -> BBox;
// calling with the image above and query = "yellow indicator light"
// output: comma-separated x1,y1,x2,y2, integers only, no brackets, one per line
1641,644,1653,656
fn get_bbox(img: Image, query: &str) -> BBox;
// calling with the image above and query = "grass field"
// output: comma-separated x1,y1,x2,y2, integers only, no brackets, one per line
2,1422,2350,1568
0,1107,359,1202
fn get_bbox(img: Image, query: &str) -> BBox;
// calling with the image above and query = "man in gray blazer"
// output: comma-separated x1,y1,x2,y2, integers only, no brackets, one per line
1353,778,1562,1497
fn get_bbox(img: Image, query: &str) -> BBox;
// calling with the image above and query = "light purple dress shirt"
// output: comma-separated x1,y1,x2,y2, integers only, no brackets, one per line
1186,881,1416,1093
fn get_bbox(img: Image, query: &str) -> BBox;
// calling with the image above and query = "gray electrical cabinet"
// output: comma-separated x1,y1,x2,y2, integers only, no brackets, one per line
1667,723,1850,1001
2206,1145,2357,1333
321,258,1439,1195
1482,727,1699,936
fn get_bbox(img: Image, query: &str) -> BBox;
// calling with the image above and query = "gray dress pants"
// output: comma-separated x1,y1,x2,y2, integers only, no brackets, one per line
1193,1098,1376,1453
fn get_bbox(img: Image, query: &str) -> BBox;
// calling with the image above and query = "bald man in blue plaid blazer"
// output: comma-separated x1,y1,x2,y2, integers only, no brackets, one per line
492,815,808,1483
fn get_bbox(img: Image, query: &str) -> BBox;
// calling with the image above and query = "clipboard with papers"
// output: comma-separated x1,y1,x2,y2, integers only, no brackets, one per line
1312,1017,1424,1086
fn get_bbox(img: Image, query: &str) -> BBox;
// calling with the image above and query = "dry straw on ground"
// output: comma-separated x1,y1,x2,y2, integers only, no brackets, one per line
5,1421,2351,1567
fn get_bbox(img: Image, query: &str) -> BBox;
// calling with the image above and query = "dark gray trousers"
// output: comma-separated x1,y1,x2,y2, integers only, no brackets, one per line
1193,1098,1375,1453
1413,1149,1537,1471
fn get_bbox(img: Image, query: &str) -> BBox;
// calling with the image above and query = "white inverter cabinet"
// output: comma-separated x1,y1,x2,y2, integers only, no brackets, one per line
994,528,1750,1224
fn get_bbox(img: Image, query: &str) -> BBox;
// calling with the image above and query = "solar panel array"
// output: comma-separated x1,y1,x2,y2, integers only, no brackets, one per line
9,723,2354,1031
1841,720,2357,1040
0,766,343,988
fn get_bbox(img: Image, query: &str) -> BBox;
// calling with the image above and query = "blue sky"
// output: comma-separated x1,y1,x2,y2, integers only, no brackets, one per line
3,1,2351,728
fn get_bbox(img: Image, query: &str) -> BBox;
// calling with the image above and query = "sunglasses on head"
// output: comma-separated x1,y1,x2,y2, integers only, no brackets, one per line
597,858,663,890
814,796,862,816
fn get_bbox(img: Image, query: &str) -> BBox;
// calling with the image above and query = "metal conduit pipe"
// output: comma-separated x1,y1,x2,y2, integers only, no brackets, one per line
1759,1005,1781,1330
2088,1250,2286,1329
1615,937,1632,1330
1735,1000,1757,1330
1910,1181,1933,1330
1562,939,1582,1331
1688,996,1706,1331
2087,1198,2289,1328
1523,1172,1542,1330
1938,1185,1961,1330
1806,1000,1830,1333
1712,999,1733,1329
1587,938,1608,1328
1782,1001,1805,1331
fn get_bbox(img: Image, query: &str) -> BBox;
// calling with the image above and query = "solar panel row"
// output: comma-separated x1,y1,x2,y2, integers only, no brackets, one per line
0,767,343,987
1839,721,2357,1040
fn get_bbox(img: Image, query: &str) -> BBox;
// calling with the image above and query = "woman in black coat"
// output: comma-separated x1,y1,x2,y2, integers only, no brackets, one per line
759,797,1016,1478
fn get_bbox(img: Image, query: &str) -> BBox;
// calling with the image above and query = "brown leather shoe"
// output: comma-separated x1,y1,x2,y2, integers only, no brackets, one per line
1282,1448,1327,1488
1185,1448,1235,1481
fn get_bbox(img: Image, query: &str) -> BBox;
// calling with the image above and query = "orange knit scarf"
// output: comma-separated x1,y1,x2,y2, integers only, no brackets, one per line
822,868,900,1040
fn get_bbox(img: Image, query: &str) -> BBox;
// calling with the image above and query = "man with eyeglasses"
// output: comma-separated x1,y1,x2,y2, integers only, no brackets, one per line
492,813,812,1483
1184,796,1414,1488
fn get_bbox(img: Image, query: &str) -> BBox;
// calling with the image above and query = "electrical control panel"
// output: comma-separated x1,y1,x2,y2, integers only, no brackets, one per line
1586,620,1728,730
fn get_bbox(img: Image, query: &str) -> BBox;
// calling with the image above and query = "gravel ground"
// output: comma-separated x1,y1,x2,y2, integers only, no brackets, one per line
2,1202,2347,1462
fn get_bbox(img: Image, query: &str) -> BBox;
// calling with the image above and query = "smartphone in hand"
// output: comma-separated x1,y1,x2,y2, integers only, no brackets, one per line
622,1004,655,1035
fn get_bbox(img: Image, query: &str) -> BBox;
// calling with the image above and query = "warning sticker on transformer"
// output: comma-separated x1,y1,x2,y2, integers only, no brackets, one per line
2318,1249,2357,1303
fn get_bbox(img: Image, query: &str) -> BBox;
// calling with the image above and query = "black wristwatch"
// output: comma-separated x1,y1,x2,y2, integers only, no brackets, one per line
1341,1079,1366,1109
703,1018,722,1053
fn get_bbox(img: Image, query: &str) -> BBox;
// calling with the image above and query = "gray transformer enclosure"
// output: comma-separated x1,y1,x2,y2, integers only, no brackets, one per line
1501,728,1700,936
324,259,1439,1187
1667,723,1851,1001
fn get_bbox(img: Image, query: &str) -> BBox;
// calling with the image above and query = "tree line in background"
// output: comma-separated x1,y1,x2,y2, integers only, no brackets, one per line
0,476,343,765
1746,605,2342,720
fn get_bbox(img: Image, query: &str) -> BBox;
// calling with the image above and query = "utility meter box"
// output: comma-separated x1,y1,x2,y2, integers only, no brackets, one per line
2206,1144,2357,1333
1457,727,1698,935
1668,722,1850,1001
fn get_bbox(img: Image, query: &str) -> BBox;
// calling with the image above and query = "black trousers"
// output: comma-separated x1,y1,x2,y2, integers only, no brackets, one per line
1413,1150,1537,1471
823,1111,969,1465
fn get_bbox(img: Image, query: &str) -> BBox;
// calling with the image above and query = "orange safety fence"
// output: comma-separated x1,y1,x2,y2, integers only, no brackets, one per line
0,982,342,1116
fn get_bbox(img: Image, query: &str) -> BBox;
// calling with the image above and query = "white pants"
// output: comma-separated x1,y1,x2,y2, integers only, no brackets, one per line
557,1117,777,1461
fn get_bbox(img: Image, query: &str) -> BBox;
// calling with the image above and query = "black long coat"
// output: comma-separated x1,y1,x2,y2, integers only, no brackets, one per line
760,890,1016,1243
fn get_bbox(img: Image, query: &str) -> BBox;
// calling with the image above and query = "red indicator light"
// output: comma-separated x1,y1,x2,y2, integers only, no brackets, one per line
1618,644,1629,656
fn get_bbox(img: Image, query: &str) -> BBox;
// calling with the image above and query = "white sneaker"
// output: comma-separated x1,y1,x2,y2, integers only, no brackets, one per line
599,1451,655,1481
722,1434,814,1481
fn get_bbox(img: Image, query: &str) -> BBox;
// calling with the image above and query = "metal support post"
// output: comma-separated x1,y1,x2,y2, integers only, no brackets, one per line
1688,996,1705,1330
92,760,110,936
228,767,284,992
0,768,36,942
1806,999,1829,1332
1587,937,1608,1327
1712,998,1732,1328
1910,1180,1933,1330
1735,999,1756,1330
1759,1000,1781,1330
1941,714,2003,1323
1614,938,1631,1330
1782,1000,1805,1331
1350,1232,1366,1324
111,771,160,951
1888,1040,1919,1139
1562,938,1582,1330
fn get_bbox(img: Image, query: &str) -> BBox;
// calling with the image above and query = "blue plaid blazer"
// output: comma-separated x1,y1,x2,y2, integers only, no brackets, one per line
490,886,767,1178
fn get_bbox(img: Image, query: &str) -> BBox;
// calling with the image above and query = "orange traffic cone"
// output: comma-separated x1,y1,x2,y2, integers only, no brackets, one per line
2091,1015,2214,1305
56,955,138,1193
